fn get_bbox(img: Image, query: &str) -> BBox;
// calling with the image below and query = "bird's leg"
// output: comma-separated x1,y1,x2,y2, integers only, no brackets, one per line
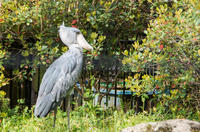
66,96,70,130
53,108,57,128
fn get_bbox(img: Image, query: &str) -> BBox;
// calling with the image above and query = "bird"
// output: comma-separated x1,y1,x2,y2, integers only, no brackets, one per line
34,22,93,128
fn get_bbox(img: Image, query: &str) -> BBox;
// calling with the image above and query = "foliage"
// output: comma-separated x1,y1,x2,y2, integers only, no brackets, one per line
0,47,9,100
0,90,9,120
0,97,198,131
1,0,199,126
123,0,200,118
0,0,158,106
0,104,167,132
0,0,152,81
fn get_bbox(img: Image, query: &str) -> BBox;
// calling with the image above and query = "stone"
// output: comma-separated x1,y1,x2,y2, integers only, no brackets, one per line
121,119,200,132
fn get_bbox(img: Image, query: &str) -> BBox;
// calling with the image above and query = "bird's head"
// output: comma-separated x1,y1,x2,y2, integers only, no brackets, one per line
59,22,93,51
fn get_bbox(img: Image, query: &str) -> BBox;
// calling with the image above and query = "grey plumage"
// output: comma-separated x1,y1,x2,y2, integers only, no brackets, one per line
34,22,93,128
34,49,82,117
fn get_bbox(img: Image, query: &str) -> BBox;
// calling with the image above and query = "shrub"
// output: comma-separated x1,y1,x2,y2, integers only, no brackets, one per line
123,0,200,120
0,90,9,121
0,0,155,105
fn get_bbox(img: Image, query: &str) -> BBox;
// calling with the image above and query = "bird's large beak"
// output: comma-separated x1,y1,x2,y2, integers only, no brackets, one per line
77,33,93,51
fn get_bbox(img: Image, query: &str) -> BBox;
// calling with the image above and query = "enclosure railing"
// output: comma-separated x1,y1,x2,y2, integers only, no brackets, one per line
1,40,157,111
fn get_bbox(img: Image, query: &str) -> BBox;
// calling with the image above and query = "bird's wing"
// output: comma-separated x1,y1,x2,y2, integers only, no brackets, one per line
34,50,80,117
38,50,77,99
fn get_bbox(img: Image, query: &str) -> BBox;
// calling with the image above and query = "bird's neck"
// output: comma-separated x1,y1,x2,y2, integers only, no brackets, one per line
68,44,83,52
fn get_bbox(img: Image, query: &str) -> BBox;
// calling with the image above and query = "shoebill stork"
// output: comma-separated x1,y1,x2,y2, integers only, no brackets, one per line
34,22,93,128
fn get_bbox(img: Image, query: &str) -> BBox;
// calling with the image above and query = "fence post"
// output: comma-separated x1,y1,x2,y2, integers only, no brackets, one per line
106,67,109,107
123,72,126,110
114,59,118,108
9,67,13,108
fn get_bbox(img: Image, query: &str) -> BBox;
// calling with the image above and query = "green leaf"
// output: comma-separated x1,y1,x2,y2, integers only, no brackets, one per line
124,50,128,56
22,50,29,57
91,32,98,39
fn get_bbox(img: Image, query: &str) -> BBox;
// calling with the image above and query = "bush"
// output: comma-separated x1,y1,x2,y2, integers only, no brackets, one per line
123,0,200,120
0,0,156,106
0,90,9,121
0,0,152,78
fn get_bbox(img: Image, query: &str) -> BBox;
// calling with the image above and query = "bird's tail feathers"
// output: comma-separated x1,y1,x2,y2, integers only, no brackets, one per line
34,94,54,118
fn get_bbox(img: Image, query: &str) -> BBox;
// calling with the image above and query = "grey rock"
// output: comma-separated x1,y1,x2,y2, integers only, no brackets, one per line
121,119,200,132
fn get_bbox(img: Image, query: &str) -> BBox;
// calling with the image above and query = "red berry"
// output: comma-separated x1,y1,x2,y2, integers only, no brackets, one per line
71,20,77,24
55,37,60,42
46,59,50,63
156,85,159,89
159,44,164,50
193,38,197,41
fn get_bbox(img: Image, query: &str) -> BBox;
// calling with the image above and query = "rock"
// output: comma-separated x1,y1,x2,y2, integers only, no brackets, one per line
121,119,200,132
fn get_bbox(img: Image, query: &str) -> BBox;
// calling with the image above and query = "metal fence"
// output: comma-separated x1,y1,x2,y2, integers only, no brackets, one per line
1,41,156,112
